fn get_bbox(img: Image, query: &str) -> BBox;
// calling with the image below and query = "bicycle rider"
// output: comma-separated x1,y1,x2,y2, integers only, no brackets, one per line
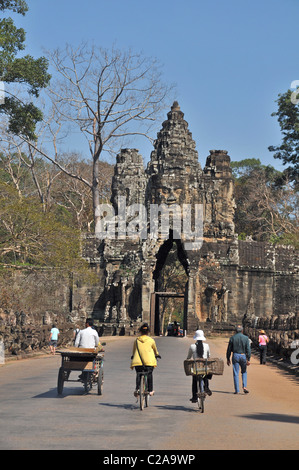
186,329,212,402
130,323,160,397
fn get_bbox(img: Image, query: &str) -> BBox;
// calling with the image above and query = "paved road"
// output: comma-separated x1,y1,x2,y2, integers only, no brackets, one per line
0,335,298,450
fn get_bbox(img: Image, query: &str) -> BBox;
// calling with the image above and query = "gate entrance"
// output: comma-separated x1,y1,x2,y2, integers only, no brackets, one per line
150,291,187,336
150,233,189,336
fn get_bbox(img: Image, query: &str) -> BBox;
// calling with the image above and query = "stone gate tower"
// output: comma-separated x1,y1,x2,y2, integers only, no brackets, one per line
82,102,298,336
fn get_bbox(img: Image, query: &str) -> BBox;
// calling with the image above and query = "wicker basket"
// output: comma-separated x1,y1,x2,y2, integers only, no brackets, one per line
184,358,224,376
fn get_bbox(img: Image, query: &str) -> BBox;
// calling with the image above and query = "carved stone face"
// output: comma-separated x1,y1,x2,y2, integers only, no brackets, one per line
152,173,200,207
156,183,183,206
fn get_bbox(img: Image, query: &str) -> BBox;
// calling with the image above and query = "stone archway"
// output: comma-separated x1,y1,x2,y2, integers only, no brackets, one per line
150,232,189,335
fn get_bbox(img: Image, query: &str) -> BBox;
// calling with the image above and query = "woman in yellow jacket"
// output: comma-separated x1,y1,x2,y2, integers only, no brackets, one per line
131,323,160,397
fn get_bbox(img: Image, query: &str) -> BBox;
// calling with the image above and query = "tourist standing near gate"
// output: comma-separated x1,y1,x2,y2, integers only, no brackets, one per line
226,325,251,394
258,329,269,364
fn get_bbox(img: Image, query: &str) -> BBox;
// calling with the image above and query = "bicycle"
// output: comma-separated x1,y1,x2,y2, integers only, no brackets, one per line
185,357,223,414
134,356,160,410
191,359,211,413
136,366,151,410
195,375,206,413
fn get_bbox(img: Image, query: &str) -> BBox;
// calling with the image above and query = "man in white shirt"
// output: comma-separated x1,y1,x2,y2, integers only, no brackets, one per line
75,318,99,348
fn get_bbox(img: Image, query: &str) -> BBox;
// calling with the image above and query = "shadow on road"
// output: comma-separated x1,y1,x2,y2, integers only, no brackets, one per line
99,402,137,410
155,404,197,413
32,387,92,398
239,413,299,424
98,402,198,413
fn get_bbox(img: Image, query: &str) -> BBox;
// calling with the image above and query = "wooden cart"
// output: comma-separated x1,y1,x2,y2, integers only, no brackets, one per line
57,347,104,395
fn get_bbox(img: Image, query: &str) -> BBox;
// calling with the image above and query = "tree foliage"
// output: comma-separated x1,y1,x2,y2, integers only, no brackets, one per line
231,159,298,248
0,1,28,15
268,89,299,185
0,148,113,271
0,0,51,139
0,182,79,267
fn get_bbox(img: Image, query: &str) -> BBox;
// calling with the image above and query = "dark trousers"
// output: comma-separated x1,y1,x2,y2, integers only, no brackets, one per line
259,345,267,364
192,375,209,398
135,366,154,392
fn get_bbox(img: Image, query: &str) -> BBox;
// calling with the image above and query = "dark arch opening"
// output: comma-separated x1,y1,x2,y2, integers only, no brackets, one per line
152,230,189,335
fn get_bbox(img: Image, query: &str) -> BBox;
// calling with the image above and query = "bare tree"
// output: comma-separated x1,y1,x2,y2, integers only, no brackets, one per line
52,155,113,231
235,168,298,246
0,117,64,212
45,43,174,232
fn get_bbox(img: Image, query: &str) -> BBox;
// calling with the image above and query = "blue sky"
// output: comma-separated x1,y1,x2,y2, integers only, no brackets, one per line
12,0,299,170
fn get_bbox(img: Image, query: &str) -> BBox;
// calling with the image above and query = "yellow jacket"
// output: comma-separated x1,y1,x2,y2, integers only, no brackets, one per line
130,335,159,369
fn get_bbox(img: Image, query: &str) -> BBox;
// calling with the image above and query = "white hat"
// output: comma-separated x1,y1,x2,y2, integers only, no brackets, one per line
193,330,206,341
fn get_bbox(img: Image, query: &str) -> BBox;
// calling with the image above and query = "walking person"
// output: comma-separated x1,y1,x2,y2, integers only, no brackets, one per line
186,330,212,402
226,325,251,394
258,330,269,364
49,324,60,355
75,318,99,348
130,323,160,397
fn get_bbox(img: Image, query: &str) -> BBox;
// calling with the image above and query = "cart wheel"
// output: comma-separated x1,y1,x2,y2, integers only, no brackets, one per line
83,372,92,394
97,368,103,395
57,367,64,395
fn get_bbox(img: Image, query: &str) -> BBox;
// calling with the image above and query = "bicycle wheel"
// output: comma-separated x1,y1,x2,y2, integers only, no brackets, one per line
97,367,103,395
144,375,149,408
197,377,205,413
198,393,205,413
57,367,64,395
139,375,146,410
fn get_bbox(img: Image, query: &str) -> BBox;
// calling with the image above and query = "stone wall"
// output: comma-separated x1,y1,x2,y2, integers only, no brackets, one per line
0,265,103,357
232,241,299,360
0,267,69,355
0,252,298,359
244,312,299,360
1,101,298,359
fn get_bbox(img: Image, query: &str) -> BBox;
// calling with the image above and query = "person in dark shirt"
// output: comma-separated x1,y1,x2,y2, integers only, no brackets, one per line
226,325,251,394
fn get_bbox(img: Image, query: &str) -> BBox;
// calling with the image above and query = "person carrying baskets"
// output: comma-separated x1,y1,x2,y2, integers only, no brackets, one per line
186,330,212,402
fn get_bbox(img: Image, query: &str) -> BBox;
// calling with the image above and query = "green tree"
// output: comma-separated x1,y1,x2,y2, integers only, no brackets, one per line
231,159,298,247
0,0,51,139
0,182,92,272
268,89,299,185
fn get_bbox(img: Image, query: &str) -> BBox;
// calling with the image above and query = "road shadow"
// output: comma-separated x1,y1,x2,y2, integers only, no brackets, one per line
32,387,96,398
239,413,299,424
99,402,137,410
155,404,198,413
32,388,61,398
250,349,299,384
98,402,198,413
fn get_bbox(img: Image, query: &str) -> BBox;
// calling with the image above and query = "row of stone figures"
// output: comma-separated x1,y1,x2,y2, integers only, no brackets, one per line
243,312,299,359
244,311,299,331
